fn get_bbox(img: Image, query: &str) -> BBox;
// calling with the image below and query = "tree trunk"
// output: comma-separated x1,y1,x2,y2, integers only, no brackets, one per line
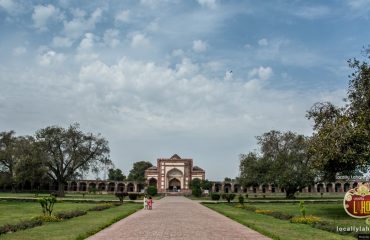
285,188,296,199
58,182,65,197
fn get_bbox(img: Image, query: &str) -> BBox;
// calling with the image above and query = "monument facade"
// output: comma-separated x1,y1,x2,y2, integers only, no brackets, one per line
144,154,205,194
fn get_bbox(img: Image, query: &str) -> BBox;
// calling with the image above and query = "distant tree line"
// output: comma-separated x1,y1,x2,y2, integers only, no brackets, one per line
239,47,370,198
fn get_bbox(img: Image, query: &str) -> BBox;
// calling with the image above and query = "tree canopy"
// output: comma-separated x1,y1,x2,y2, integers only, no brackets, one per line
108,168,126,181
307,48,370,180
239,130,315,198
36,123,111,196
127,161,153,181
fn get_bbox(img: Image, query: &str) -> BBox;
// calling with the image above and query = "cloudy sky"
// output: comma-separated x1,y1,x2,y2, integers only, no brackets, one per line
0,0,369,180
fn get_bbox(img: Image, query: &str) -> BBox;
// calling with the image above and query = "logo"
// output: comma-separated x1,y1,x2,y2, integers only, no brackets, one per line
344,183,370,218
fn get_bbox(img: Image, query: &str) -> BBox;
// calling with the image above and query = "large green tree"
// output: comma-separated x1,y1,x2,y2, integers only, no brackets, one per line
14,136,49,191
36,124,111,196
127,161,153,181
0,131,18,190
307,48,370,180
239,130,315,199
108,168,126,181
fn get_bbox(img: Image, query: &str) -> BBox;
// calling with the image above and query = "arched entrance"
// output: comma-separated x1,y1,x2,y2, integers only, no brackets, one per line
169,178,181,191
167,168,183,192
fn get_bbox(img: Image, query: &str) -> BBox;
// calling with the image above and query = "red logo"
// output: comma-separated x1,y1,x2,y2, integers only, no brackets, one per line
344,183,370,218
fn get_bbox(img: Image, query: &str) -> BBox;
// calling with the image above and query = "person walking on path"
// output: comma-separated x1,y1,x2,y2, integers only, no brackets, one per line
143,195,148,210
148,196,153,210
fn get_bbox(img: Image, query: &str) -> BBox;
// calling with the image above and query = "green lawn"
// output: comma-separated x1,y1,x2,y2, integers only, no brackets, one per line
0,201,97,225
249,202,367,227
204,203,355,240
0,203,142,240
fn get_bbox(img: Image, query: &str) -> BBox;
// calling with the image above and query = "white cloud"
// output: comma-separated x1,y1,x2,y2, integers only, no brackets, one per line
197,0,217,9
192,40,208,53
347,0,370,10
32,4,62,30
0,0,21,15
38,50,65,66
130,32,150,48
248,66,273,81
115,10,130,23
13,47,27,56
76,33,99,62
171,49,184,57
63,8,102,39
258,38,268,46
52,36,73,48
224,70,233,81
104,29,120,48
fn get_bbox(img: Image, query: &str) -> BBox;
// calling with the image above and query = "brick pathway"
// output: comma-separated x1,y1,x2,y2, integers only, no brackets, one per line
87,196,270,240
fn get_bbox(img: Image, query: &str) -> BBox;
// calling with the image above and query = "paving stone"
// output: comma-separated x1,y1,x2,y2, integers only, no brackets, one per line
87,196,271,240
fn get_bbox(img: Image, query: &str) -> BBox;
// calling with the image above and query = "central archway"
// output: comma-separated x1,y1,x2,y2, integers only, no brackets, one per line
169,178,181,191
167,168,183,191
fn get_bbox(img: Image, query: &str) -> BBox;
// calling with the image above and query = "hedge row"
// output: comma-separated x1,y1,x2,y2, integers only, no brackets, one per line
0,219,43,235
55,210,87,219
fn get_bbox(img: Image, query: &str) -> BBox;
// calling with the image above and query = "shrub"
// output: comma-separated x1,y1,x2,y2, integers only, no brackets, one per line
245,194,248,198
38,196,57,216
238,195,244,205
147,186,157,196
299,200,306,218
244,205,257,211
33,215,61,222
54,210,87,219
267,211,293,220
222,193,235,203
192,187,202,197
255,209,273,214
115,192,128,202
290,216,321,224
211,193,221,200
128,193,138,200
0,219,43,235
235,203,245,208
88,204,113,211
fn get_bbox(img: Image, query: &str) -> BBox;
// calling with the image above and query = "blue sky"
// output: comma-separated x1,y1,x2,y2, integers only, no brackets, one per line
0,0,369,180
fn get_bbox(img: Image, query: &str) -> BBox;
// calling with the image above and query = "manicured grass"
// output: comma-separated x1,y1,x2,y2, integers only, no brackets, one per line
0,201,97,225
204,203,355,240
0,203,142,240
249,202,367,227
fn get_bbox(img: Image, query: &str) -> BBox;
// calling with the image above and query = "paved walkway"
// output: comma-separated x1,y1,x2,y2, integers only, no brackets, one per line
87,196,270,240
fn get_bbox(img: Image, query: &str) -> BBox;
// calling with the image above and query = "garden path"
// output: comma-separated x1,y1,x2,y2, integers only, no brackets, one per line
87,196,270,240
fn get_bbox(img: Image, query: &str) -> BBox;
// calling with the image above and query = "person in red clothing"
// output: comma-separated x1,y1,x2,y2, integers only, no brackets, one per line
148,196,153,210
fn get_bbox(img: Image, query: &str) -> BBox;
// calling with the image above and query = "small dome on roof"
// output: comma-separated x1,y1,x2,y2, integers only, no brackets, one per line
170,154,181,159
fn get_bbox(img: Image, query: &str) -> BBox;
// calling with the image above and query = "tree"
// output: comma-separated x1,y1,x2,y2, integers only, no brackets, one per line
35,123,111,197
190,178,202,197
0,131,18,190
108,168,126,181
307,48,370,180
14,136,49,191
127,161,153,181
201,179,213,191
239,130,315,199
